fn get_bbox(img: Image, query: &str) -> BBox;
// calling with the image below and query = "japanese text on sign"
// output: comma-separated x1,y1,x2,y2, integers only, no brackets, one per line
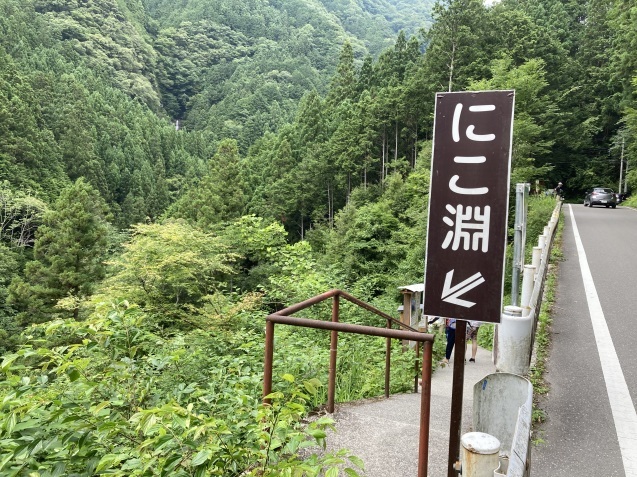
423,91,514,323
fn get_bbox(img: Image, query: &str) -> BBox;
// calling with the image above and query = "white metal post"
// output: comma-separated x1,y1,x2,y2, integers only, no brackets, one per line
531,246,542,281
496,306,533,375
619,138,625,194
538,234,546,250
460,432,501,477
511,184,528,307
520,265,535,315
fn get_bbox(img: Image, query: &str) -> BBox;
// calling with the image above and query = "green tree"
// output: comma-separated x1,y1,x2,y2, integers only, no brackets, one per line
609,0,637,177
0,48,65,197
294,89,327,147
0,243,20,353
219,215,288,292
327,41,357,107
168,139,245,228
469,57,556,184
8,179,110,323
324,199,402,295
102,219,237,324
0,182,48,248
423,0,488,92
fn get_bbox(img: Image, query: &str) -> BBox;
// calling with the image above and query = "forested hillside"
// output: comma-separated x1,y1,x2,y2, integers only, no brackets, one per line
1,0,637,475
145,0,434,148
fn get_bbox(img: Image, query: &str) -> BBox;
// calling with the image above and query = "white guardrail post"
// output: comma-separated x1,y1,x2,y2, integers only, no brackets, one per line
531,246,542,281
537,233,546,250
460,432,501,476
495,306,532,375
520,265,535,311
461,373,533,477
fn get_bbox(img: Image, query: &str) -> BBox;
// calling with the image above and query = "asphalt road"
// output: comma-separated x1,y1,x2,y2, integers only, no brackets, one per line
533,203,637,476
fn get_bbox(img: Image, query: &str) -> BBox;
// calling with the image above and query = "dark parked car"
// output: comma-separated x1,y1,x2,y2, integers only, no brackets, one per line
584,187,617,208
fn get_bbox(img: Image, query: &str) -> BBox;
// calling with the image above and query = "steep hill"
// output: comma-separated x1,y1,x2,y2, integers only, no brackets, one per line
0,0,433,210
143,0,434,147
7,0,434,151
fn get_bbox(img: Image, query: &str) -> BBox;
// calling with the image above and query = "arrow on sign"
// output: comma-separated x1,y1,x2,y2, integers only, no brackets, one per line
441,270,485,308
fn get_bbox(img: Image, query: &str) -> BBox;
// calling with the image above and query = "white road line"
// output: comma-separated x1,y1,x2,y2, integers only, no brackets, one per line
569,204,637,475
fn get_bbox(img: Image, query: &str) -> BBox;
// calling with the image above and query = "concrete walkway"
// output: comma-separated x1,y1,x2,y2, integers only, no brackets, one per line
323,345,496,477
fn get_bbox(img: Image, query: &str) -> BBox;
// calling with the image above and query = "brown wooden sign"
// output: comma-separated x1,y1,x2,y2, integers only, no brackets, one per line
423,91,515,324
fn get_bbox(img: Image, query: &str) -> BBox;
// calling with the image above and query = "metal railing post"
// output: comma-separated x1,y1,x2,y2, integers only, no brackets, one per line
385,318,391,399
511,184,527,306
531,246,542,281
263,320,275,403
495,306,532,375
414,341,420,393
538,234,546,250
327,294,339,413
265,306,435,476
418,340,433,477
520,265,535,314
264,289,436,471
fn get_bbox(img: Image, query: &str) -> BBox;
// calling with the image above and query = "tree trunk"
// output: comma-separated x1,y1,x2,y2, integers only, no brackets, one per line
448,41,456,93
300,214,304,240
364,163,367,188
327,182,333,228
395,120,399,164
382,125,387,182
413,119,418,168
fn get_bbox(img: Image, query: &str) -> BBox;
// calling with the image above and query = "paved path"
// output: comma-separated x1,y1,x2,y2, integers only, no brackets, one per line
323,344,496,477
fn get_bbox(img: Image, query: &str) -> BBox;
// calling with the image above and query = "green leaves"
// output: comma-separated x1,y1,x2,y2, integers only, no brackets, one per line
66,367,81,382
190,448,213,466
0,301,367,476
96,453,129,473
102,220,238,323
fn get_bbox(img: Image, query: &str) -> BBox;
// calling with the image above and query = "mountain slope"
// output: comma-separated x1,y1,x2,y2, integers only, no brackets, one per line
142,0,434,147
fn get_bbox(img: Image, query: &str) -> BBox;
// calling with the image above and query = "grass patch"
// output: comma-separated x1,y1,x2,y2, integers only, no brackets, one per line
478,323,494,350
623,195,637,208
529,212,564,439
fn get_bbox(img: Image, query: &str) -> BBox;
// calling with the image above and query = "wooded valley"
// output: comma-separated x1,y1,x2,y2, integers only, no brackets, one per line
1,0,636,475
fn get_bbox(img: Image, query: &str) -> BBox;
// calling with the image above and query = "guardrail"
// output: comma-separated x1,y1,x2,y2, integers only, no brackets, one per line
463,200,562,476
262,289,436,477
496,200,562,375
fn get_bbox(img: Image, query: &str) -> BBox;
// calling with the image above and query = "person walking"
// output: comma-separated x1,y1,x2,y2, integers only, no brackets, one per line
554,181,564,199
466,320,482,363
443,318,456,364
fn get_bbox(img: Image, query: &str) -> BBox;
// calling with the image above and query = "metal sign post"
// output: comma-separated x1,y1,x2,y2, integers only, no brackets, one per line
511,183,530,306
423,90,515,477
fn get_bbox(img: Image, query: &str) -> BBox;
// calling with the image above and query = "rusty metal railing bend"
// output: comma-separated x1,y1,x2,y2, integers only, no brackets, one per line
262,289,435,477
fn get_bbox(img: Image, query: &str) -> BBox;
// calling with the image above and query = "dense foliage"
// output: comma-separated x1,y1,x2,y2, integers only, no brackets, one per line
1,0,636,474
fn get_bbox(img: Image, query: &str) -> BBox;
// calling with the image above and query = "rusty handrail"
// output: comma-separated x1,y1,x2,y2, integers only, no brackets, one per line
263,290,435,477
267,314,432,340
274,288,419,332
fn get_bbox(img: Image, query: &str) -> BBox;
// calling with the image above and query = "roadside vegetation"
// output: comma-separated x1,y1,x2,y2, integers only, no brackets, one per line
529,213,564,441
